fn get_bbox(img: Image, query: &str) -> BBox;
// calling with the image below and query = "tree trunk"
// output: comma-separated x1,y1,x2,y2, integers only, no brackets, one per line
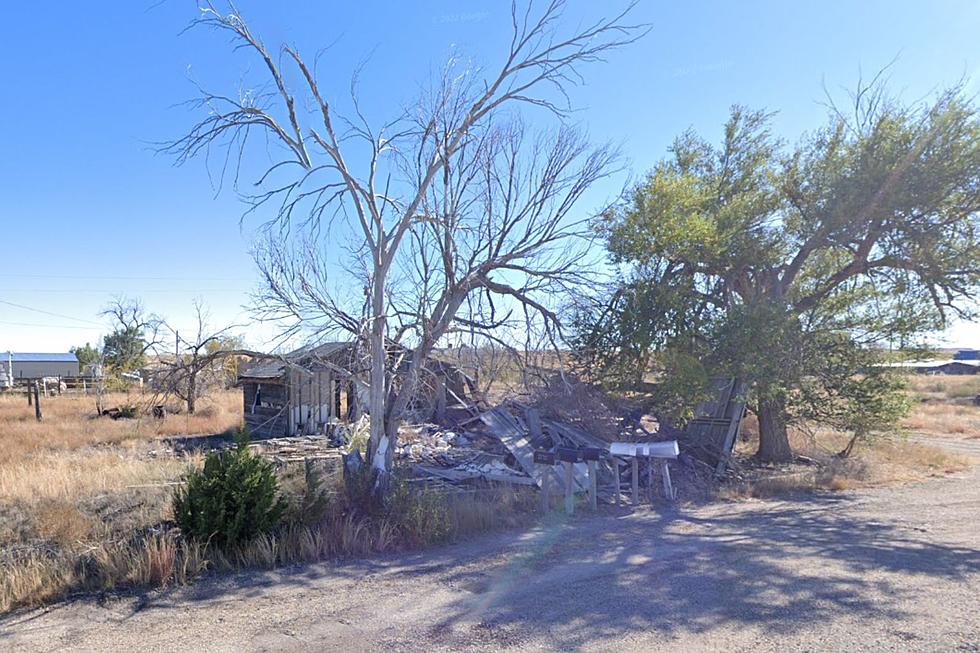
187,368,197,414
756,396,793,462
367,266,390,496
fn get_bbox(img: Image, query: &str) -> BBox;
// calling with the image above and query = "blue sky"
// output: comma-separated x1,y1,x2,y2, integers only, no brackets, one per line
1,0,978,352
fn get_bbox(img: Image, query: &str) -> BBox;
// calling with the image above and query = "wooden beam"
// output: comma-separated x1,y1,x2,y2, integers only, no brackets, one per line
631,457,639,506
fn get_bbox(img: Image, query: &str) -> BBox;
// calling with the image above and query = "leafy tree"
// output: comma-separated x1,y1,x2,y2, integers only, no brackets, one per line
102,326,149,372
578,84,980,461
70,342,101,369
100,298,162,372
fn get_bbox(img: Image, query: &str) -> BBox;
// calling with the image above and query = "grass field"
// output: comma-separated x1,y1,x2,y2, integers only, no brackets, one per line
725,374,977,498
0,389,243,612
902,374,980,437
0,387,534,613
1,372,977,612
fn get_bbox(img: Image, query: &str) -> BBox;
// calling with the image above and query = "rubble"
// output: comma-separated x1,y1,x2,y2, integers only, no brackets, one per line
167,377,747,500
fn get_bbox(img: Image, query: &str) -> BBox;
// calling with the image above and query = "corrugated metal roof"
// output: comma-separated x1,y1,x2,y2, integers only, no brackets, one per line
954,349,980,361
3,352,78,363
238,342,353,380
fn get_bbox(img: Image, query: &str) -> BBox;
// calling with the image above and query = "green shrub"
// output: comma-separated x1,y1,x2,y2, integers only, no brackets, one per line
173,439,287,548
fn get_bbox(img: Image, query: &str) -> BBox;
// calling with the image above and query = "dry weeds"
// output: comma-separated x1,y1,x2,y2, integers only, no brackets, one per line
723,433,971,500
0,389,241,613
902,375,980,438
0,385,536,613
0,390,242,465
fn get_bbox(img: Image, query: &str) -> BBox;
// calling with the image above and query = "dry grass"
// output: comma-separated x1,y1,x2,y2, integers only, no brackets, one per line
0,471,535,613
725,395,972,500
901,374,980,438
0,385,538,613
0,390,242,465
0,389,242,613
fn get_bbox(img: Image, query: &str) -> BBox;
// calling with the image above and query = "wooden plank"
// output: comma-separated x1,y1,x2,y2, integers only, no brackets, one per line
588,459,598,511
479,407,539,482
524,406,542,442
415,465,537,485
631,457,639,505
714,379,746,478
564,461,574,515
480,407,590,492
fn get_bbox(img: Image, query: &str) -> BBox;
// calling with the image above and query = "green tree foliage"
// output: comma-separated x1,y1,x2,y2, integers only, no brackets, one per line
173,439,287,548
101,326,149,372
577,84,980,461
69,342,101,369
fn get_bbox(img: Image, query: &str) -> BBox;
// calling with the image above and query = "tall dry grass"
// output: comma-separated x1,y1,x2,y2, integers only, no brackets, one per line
727,393,972,499
0,477,535,613
902,374,980,438
0,389,243,613
0,381,541,615
0,389,243,465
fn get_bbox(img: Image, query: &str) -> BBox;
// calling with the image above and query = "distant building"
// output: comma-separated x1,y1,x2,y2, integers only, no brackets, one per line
953,349,980,361
2,352,80,379
882,358,980,375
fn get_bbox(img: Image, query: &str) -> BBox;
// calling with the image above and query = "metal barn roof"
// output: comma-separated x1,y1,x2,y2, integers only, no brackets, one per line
3,352,78,363
238,342,353,380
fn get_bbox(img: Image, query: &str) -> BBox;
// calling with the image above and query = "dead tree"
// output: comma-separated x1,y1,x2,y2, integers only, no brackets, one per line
165,1,645,496
159,300,242,415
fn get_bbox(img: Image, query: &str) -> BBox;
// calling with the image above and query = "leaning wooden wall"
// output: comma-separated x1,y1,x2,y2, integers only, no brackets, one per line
287,368,340,435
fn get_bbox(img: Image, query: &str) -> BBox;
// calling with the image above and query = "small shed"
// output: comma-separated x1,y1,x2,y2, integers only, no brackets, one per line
238,343,360,438
238,342,471,438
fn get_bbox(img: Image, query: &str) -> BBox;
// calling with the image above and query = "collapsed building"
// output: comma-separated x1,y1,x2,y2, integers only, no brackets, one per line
239,342,747,502
238,342,470,438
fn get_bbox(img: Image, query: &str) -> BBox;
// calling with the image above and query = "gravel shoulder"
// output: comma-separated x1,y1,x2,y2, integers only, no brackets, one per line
3,437,979,653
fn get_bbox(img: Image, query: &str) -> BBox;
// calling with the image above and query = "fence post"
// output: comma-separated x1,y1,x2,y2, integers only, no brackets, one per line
33,382,42,422
541,468,551,514
631,457,639,505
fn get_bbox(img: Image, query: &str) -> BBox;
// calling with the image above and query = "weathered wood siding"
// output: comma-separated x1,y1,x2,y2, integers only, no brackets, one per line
242,380,289,439
287,368,338,435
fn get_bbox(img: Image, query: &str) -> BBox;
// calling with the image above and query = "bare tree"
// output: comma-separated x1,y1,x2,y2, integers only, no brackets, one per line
158,300,243,415
165,1,644,494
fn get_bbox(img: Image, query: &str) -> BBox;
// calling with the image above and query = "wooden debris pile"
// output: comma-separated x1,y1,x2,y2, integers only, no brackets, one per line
247,435,343,469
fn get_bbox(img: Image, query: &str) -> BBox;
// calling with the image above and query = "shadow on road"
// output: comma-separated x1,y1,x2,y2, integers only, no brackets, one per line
422,493,980,648
43,485,978,649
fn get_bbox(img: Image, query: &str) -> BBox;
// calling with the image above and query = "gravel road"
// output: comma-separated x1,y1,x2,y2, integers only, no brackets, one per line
3,436,979,652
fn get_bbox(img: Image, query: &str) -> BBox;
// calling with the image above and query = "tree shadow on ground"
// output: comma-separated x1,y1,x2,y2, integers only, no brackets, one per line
422,493,980,649
35,487,978,648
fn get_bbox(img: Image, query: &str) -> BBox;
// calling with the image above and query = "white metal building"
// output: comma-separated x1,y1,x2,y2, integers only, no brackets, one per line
3,352,80,379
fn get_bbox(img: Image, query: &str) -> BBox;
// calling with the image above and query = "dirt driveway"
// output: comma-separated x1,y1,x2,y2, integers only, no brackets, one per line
3,437,980,652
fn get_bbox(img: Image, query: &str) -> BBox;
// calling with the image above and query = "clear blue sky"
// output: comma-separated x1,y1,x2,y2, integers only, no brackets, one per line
1,0,978,352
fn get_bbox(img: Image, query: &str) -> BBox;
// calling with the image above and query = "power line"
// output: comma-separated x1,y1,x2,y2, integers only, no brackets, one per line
0,320,99,330
0,299,104,327
5,273,254,282
0,289,250,294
